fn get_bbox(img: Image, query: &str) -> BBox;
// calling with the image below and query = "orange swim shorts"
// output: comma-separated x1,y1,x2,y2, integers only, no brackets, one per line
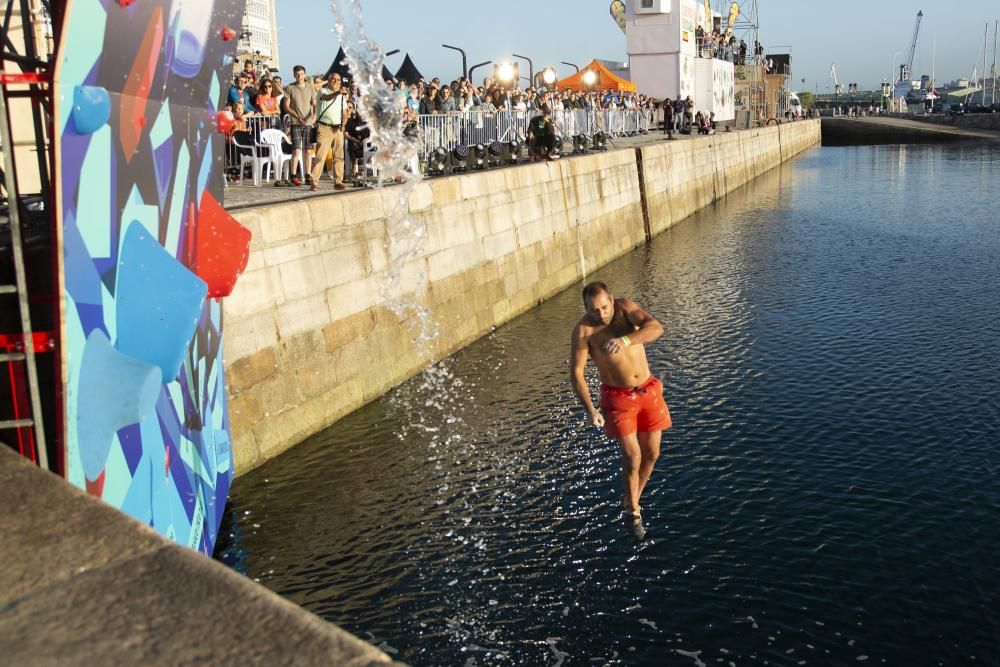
599,376,672,439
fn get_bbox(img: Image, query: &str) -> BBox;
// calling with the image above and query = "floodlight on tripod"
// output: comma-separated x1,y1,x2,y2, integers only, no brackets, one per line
494,62,520,91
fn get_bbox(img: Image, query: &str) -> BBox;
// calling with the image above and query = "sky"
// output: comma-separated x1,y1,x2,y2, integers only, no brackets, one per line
275,1,1000,93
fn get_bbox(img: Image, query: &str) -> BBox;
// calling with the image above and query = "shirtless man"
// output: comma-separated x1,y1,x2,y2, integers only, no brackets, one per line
570,281,672,539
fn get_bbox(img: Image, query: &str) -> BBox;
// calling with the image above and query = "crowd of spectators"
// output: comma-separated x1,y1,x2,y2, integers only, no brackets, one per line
225,56,666,188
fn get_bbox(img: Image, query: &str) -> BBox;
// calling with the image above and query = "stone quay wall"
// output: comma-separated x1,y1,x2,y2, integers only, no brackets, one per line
225,120,821,474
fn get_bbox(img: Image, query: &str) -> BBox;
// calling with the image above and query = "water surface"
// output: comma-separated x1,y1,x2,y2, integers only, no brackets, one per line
218,144,1000,665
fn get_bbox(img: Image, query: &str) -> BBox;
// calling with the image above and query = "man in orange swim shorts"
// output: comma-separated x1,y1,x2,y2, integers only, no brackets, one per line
570,281,672,539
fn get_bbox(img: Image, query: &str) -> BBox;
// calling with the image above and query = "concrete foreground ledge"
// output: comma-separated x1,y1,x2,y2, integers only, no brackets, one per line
0,446,401,666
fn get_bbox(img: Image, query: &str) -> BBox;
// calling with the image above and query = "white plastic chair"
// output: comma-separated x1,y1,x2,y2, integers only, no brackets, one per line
259,128,293,182
232,133,269,186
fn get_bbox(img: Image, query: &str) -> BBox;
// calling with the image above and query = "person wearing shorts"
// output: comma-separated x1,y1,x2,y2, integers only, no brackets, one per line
570,281,672,539
283,65,316,185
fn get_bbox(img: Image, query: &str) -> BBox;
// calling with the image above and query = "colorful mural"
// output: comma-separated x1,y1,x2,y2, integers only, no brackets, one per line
56,0,250,555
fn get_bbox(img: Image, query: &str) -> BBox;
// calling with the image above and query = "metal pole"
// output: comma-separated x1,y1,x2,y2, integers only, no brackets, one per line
984,23,989,105
990,21,1000,104
441,44,468,79
468,61,491,85
561,61,580,73
512,53,534,86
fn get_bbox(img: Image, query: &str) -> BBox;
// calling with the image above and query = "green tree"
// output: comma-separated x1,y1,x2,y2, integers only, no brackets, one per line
798,91,815,108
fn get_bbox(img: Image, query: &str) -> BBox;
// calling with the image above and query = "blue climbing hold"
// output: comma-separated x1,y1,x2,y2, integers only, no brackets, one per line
77,330,163,483
72,85,112,135
116,221,208,382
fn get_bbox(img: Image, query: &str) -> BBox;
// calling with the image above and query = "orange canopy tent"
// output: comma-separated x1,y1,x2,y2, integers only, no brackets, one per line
556,60,637,92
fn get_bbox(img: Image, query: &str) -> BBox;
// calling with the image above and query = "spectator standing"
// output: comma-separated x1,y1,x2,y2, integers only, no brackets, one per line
309,72,348,191
662,97,674,137
283,65,317,186
683,96,695,132
344,100,369,180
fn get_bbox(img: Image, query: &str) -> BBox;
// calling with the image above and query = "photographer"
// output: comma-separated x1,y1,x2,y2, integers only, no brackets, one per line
527,104,557,162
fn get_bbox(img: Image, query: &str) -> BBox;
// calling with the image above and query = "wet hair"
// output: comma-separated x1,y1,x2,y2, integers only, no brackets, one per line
582,281,610,303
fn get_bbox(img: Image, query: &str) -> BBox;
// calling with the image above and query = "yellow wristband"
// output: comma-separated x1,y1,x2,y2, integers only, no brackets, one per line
621,335,631,348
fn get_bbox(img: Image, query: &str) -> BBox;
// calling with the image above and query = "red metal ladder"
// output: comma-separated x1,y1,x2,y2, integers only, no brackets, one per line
0,78,49,470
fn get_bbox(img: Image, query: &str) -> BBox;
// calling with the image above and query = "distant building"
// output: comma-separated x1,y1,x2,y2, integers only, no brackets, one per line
237,0,280,77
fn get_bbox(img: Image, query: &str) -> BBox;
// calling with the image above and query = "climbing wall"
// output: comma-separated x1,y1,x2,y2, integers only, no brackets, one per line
55,0,251,554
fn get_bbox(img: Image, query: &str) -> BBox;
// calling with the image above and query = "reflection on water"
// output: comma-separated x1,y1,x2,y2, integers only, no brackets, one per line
217,144,1000,665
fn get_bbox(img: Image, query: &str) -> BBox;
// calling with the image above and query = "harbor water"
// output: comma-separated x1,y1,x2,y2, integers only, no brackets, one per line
217,143,1000,665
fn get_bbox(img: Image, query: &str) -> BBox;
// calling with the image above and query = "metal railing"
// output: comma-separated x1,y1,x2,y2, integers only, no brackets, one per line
222,108,658,182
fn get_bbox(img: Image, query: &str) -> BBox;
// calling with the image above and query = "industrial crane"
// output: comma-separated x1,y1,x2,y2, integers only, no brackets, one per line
829,63,843,95
899,10,924,84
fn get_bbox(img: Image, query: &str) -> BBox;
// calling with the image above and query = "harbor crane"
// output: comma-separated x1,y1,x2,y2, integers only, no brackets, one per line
898,10,924,84
829,63,843,95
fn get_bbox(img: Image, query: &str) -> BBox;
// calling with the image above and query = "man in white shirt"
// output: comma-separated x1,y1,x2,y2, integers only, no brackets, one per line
310,72,348,191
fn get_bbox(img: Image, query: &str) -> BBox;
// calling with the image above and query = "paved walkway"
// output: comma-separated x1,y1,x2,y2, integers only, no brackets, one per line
830,116,1000,142
222,123,756,211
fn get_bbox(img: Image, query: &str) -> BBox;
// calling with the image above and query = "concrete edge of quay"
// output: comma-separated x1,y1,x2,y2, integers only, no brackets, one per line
0,446,404,667
223,119,822,476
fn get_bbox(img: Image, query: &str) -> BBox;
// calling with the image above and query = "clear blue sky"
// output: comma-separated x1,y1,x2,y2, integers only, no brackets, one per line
276,1,1000,92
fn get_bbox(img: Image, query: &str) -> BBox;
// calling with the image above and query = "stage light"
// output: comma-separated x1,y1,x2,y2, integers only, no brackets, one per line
487,140,503,166
494,62,519,90
472,143,487,169
582,70,598,88
428,146,448,175
505,139,521,164
552,135,564,157
592,131,607,150
451,144,469,172
541,67,557,86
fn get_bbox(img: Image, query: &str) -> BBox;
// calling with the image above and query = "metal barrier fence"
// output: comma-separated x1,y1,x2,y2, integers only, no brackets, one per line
415,108,654,162
223,108,658,182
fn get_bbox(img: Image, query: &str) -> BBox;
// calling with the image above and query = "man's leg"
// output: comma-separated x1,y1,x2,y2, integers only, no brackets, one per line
310,125,334,185
618,433,642,514
331,129,345,184
636,430,662,501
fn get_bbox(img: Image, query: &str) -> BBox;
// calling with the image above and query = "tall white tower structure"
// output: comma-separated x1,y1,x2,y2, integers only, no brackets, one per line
237,0,280,73
626,0,735,121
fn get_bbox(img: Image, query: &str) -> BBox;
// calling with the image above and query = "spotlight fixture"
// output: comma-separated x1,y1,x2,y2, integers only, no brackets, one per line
428,146,448,175
487,140,504,166
541,67,557,86
505,139,521,164
472,143,487,169
592,131,607,151
582,70,598,88
551,135,564,157
494,62,520,90
451,144,469,172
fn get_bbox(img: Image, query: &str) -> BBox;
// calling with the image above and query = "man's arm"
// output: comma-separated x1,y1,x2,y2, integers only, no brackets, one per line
602,298,664,354
570,324,604,428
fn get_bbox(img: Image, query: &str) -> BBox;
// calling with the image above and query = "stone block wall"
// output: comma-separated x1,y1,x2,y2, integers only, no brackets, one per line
225,120,820,474
225,147,645,473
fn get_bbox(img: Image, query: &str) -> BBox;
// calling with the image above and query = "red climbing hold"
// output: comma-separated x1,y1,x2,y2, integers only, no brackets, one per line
118,0,138,6
219,26,236,41
215,110,235,134
191,190,252,298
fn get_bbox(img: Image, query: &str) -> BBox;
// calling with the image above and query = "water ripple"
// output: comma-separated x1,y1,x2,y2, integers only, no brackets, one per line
217,144,1000,665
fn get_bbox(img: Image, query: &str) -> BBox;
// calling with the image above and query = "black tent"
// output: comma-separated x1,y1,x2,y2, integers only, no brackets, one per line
381,64,395,83
324,47,351,81
394,53,423,83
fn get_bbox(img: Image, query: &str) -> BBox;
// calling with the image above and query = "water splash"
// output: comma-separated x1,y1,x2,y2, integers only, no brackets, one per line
329,1,461,434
